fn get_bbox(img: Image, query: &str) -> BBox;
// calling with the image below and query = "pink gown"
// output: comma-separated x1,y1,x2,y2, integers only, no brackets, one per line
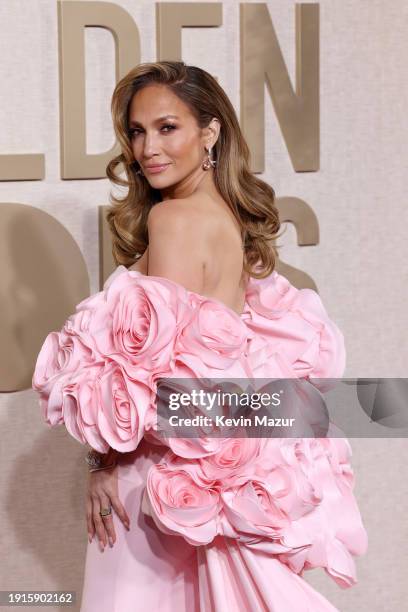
32,265,368,612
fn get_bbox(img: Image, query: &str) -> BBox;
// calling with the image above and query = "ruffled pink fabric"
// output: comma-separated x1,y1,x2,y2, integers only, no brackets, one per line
32,265,367,606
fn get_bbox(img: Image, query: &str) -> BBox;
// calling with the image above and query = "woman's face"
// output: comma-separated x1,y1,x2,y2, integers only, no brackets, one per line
127,83,217,199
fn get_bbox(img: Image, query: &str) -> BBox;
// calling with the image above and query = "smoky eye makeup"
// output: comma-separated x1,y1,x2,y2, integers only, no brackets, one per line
128,123,177,138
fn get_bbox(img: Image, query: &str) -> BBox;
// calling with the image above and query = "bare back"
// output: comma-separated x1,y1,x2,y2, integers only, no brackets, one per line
198,193,247,316
129,193,247,316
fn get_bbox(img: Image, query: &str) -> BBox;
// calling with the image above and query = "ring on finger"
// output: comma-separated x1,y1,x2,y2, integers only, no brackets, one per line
100,506,112,517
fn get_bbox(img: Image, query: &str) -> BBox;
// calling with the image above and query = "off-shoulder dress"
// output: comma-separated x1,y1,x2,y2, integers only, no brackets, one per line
32,265,367,612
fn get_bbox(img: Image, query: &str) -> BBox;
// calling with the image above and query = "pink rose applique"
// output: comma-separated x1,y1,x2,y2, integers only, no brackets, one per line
143,452,222,545
176,298,250,372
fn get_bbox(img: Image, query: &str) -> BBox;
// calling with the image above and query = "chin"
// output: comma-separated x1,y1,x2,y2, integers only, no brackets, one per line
147,177,175,188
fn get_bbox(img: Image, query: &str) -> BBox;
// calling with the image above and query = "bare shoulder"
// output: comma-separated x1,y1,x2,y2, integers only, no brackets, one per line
145,194,245,310
147,197,212,250
148,193,242,252
146,197,210,291
147,196,208,230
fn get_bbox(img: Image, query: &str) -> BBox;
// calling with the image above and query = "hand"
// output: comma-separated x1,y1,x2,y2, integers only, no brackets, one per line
86,464,131,552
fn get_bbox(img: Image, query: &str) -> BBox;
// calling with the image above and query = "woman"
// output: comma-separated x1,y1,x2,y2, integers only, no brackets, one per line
32,61,367,611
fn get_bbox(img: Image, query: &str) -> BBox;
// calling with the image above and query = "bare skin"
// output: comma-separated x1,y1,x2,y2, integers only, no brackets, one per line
87,82,247,551
86,462,130,552
128,83,247,314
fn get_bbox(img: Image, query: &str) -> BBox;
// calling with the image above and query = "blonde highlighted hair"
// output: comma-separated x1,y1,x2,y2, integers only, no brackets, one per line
106,61,283,279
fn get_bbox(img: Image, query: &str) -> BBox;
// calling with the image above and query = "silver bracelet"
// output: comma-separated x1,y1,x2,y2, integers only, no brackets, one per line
85,449,117,472
85,449,104,470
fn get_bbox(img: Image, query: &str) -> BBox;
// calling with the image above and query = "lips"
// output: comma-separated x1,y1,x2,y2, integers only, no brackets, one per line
144,163,171,174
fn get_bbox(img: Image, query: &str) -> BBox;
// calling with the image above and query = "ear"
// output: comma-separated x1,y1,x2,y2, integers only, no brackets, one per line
203,117,221,149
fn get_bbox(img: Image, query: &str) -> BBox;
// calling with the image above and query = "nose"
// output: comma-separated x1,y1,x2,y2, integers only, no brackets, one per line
141,131,161,159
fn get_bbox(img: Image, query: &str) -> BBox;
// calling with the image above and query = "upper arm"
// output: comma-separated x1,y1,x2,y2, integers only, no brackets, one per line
147,202,206,293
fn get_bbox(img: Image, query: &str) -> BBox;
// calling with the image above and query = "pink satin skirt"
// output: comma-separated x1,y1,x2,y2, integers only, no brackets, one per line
79,439,339,612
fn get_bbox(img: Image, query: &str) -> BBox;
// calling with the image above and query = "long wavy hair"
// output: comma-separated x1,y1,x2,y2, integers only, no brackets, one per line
106,61,283,279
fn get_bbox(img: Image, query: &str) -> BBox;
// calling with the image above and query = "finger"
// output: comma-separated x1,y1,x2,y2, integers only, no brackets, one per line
86,496,95,542
99,493,116,546
91,494,108,551
110,493,131,530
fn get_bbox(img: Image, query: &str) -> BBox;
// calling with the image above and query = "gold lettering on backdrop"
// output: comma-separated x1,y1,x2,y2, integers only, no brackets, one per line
58,0,141,178
156,2,222,61
0,3,324,390
0,203,89,392
277,196,319,246
240,3,319,172
0,156,44,182
274,196,320,291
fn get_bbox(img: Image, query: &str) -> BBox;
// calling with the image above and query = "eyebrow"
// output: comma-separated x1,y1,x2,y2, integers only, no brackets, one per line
128,115,179,127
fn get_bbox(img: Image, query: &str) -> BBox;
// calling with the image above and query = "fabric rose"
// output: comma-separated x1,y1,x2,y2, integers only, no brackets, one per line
274,462,368,588
220,477,304,546
246,270,298,320
32,329,101,400
63,293,108,356
220,461,320,542
166,437,227,459
143,451,221,545
198,438,267,486
86,271,188,379
244,273,346,385
141,360,204,441
33,264,367,592
245,334,297,378
240,438,368,588
175,296,251,375
88,360,152,452
45,359,151,453
255,438,328,500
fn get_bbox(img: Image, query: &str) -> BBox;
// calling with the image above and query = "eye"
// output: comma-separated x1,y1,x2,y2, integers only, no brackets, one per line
128,124,176,139
128,128,141,138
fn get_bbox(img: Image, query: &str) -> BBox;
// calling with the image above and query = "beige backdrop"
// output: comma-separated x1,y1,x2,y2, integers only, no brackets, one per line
1,0,407,610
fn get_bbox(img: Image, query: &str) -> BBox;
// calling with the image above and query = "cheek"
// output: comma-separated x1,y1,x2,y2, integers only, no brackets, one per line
130,133,202,165
168,133,201,161
130,139,141,158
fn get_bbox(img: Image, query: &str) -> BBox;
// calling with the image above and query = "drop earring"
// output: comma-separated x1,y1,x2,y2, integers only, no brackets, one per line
202,146,217,171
